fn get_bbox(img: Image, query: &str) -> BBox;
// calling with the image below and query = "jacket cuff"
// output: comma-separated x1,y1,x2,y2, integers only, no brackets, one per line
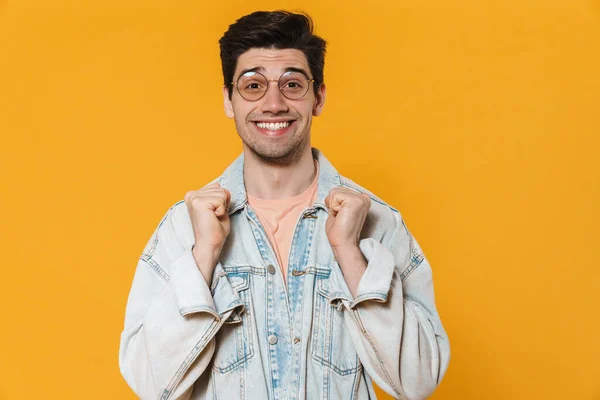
170,249,243,320
328,238,395,309
351,238,395,308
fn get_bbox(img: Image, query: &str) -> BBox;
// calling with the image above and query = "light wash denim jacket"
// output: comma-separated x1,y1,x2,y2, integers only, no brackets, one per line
119,147,450,400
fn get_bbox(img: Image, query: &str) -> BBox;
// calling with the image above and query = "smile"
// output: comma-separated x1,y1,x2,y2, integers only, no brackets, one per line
254,121,292,130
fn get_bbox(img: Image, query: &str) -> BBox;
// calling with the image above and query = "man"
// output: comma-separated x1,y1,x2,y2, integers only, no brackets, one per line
119,10,450,400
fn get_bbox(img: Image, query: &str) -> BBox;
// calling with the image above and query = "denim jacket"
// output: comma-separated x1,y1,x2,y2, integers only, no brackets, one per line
119,147,450,400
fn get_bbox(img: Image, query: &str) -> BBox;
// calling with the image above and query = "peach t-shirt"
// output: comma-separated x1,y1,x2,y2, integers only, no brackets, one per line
247,159,319,284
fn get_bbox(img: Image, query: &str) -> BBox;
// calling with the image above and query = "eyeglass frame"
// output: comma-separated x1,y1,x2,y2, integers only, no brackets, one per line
230,69,316,101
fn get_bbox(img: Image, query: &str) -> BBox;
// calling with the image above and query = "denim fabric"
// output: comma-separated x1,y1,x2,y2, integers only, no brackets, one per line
119,147,450,400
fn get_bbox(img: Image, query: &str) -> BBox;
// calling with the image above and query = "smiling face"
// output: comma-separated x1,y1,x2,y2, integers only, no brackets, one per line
223,48,326,164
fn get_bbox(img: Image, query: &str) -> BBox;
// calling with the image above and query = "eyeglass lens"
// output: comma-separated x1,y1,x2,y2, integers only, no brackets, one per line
236,71,310,100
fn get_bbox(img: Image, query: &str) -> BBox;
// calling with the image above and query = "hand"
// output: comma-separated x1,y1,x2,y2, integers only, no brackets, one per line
184,182,231,281
324,187,371,250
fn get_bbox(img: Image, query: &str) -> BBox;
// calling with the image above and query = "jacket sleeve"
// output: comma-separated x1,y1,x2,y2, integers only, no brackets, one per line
118,203,244,400
329,210,451,400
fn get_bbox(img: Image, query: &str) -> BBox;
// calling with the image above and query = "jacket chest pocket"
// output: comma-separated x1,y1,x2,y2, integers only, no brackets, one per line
211,272,255,374
311,277,361,376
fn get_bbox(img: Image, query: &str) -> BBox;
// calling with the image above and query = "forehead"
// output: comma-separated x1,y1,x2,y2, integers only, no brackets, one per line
234,48,309,77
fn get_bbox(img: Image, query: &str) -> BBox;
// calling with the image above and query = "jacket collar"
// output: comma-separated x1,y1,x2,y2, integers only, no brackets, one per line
217,147,342,215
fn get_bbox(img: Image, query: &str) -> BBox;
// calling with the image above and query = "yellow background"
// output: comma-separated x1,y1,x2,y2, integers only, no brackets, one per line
1,0,598,399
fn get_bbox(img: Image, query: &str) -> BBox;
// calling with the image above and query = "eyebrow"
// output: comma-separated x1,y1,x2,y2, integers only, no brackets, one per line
236,66,311,80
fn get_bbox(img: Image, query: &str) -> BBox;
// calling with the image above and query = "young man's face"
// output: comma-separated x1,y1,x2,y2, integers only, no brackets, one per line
223,48,326,163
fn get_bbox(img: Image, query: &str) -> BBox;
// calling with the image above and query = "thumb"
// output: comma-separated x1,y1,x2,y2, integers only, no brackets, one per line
215,202,228,217
328,194,344,214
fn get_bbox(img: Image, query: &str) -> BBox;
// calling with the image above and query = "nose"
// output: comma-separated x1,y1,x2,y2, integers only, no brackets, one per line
260,82,289,114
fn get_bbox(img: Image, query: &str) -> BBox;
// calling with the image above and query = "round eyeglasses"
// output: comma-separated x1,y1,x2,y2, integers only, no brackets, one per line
231,70,315,101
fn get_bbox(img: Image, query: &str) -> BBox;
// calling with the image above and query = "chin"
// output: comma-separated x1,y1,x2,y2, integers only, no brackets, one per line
250,142,304,163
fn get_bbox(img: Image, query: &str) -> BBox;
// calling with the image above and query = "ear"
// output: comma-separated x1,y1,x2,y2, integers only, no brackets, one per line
223,85,235,118
312,83,326,117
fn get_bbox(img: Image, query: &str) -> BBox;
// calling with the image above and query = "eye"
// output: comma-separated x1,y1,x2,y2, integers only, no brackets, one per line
283,81,303,89
244,81,265,91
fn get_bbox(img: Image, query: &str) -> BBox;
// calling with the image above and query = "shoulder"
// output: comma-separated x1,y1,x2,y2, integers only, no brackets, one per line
337,174,403,239
339,175,399,214
138,176,225,266
139,199,195,274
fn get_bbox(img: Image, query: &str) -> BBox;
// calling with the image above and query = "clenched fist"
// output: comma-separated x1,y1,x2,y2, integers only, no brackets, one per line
184,182,231,283
324,187,371,249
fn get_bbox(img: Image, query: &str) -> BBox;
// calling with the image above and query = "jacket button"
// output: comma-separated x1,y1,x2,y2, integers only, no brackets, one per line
268,334,278,345
267,264,276,275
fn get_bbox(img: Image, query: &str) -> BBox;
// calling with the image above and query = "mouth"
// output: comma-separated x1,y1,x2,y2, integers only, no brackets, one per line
252,120,296,137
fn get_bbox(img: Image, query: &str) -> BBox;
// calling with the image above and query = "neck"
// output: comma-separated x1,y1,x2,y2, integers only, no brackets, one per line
243,143,316,200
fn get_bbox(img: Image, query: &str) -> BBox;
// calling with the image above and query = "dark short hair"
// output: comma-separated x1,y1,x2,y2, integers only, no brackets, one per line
219,10,327,99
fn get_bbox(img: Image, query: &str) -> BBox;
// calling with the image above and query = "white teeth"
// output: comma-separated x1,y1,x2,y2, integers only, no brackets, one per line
256,121,291,130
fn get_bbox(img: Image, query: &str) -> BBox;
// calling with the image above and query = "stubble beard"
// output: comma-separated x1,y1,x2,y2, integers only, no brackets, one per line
236,118,311,166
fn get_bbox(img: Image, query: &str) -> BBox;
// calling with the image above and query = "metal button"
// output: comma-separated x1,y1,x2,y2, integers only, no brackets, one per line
293,337,301,344
267,264,276,275
268,334,278,345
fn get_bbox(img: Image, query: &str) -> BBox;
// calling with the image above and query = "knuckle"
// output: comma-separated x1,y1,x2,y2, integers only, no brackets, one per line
190,195,204,207
184,191,195,202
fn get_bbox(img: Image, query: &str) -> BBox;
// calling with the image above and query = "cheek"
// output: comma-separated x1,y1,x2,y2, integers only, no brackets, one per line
231,101,253,123
295,101,316,120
